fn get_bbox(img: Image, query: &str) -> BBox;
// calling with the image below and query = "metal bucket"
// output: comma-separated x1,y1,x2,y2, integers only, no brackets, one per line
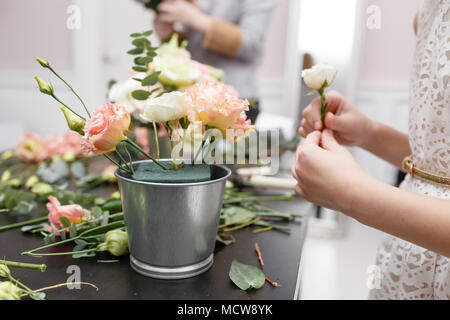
115,160,231,279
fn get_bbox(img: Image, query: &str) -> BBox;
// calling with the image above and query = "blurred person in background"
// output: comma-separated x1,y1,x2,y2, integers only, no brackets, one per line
152,0,279,123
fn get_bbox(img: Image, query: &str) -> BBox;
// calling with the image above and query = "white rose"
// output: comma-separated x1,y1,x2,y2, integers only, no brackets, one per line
301,64,336,91
108,78,142,113
140,91,187,123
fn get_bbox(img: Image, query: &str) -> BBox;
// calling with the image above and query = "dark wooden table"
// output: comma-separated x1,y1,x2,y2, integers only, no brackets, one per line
0,179,312,300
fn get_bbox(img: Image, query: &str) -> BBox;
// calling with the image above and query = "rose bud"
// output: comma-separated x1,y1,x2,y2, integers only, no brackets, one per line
98,229,129,257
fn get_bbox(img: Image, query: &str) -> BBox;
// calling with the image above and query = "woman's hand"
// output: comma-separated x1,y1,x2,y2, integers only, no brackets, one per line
158,0,212,34
154,15,175,40
291,129,369,212
299,91,374,148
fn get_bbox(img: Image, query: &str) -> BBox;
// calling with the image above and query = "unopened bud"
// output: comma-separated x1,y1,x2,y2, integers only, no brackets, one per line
1,151,14,160
98,229,129,257
34,76,53,95
0,264,10,278
59,106,85,135
35,57,50,68
25,175,39,189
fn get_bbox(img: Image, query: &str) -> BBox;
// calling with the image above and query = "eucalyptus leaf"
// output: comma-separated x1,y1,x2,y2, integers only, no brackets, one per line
21,223,48,233
141,30,153,36
29,292,46,300
221,206,255,225
70,222,77,238
131,89,151,100
59,216,71,228
132,66,148,73
13,200,37,214
229,259,266,291
141,72,160,86
132,38,150,48
130,32,142,38
70,161,86,179
72,250,96,259
216,234,234,246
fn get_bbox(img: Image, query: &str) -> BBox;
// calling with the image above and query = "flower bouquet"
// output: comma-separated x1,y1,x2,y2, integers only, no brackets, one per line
33,30,253,278
108,33,224,159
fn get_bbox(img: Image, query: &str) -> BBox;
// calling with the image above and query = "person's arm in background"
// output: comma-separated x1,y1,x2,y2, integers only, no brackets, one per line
156,0,278,59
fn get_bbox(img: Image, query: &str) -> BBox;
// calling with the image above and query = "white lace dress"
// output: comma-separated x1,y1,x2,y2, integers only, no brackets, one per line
370,0,450,300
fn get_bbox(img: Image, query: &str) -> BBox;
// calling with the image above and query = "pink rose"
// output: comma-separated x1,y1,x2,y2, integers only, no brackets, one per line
185,81,250,133
81,103,131,154
14,133,47,163
46,196,88,233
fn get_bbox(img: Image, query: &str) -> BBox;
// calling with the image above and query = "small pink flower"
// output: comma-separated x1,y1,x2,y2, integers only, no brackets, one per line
62,131,83,157
46,196,88,233
185,81,250,133
81,103,131,155
43,134,64,158
14,133,47,163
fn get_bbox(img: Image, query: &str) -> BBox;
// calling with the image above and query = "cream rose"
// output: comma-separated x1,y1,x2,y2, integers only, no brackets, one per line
301,64,336,91
108,78,142,113
140,91,187,123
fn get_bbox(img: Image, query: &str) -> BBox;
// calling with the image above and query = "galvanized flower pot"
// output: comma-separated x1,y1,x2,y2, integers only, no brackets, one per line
115,160,231,279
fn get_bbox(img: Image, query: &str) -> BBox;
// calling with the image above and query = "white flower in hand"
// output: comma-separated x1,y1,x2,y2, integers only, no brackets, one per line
140,91,187,123
301,64,336,91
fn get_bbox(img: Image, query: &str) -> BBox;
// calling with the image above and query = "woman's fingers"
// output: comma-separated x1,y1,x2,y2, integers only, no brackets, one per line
302,99,322,130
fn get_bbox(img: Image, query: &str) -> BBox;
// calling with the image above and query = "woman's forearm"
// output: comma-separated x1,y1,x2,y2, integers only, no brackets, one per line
348,176,450,257
362,120,411,169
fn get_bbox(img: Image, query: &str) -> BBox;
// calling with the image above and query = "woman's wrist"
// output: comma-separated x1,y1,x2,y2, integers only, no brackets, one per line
360,118,378,151
190,11,213,34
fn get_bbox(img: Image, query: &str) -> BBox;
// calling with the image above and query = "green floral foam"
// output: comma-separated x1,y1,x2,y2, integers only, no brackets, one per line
132,162,211,183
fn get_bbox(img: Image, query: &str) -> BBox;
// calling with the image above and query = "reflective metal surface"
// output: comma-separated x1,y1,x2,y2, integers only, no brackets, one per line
115,160,231,279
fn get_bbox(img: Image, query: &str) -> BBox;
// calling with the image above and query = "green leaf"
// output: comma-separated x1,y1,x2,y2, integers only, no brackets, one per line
21,223,48,233
132,38,151,49
229,259,266,291
29,292,46,300
69,221,77,238
131,89,151,100
130,32,142,38
141,30,153,36
141,72,160,86
132,66,148,73
14,199,37,214
59,216,71,228
216,234,234,246
127,48,144,55
135,56,153,66
221,206,255,225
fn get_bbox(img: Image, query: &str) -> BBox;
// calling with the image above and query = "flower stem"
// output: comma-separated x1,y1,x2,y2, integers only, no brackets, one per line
50,93,86,121
25,247,98,257
152,122,160,160
0,260,46,272
8,275,43,299
115,150,134,174
103,154,131,174
48,66,91,118
20,281,98,298
0,216,48,232
22,237,76,256
125,138,168,170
